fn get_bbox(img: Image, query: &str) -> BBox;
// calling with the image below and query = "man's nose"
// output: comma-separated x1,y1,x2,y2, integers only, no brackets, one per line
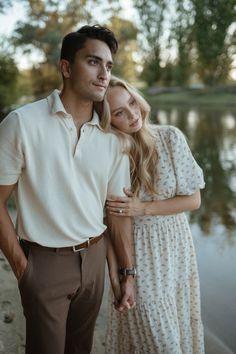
98,65,109,80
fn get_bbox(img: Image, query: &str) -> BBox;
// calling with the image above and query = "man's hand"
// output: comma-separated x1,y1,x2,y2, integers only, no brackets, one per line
16,257,28,282
114,276,136,312
0,184,28,282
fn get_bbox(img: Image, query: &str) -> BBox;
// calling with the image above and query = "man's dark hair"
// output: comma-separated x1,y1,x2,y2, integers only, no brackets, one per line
60,24,118,63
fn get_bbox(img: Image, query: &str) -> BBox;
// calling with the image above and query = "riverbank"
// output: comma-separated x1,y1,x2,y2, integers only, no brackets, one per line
141,86,236,109
1,210,235,353
0,253,235,354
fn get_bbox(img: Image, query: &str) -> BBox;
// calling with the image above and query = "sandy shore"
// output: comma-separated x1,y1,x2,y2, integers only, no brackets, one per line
0,252,235,354
0,250,107,354
0,211,234,354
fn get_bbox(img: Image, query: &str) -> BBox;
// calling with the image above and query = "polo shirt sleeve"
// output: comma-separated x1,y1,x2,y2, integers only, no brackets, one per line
0,111,25,185
107,151,131,196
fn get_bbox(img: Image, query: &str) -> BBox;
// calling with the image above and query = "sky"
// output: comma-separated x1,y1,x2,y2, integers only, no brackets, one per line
0,2,26,36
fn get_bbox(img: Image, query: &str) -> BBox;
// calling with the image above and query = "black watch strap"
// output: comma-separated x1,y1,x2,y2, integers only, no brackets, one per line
119,267,137,277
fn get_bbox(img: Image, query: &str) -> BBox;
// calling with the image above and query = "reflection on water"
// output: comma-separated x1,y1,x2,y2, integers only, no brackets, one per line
151,106,236,351
193,221,236,353
152,107,236,235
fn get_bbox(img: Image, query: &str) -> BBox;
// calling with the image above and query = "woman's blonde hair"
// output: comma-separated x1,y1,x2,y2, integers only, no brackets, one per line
102,76,158,196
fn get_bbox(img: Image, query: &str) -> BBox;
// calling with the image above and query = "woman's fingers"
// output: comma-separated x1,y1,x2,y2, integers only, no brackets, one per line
123,187,134,197
106,201,128,208
107,195,130,202
107,207,127,215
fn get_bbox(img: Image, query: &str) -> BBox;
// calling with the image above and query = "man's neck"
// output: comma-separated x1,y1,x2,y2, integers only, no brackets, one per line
60,88,94,125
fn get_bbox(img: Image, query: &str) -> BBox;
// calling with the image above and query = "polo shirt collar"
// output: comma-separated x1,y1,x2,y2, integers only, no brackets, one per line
47,89,104,131
47,89,67,116
88,111,104,131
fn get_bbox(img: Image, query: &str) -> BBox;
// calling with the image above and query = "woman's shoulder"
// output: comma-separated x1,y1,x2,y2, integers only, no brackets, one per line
148,124,183,140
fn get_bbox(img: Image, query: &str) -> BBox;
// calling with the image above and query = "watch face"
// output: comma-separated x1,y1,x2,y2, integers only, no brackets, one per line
119,267,137,277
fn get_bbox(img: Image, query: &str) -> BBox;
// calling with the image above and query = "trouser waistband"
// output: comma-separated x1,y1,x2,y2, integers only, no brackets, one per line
20,234,104,253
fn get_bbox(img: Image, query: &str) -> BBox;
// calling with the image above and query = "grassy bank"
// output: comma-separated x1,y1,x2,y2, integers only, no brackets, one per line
141,89,236,109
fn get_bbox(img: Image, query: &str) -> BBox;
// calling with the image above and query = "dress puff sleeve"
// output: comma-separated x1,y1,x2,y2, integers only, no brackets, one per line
168,126,205,195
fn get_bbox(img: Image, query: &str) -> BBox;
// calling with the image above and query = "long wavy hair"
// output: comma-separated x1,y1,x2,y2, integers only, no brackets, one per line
101,76,158,196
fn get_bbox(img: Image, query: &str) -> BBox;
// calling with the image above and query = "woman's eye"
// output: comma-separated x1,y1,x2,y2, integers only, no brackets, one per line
130,99,136,106
115,111,123,117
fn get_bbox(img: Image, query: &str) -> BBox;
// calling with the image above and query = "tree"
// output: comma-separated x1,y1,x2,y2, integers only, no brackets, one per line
192,0,236,85
0,53,18,121
12,0,99,95
171,0,193,85
133,0,236,86
107,16,138,81
133,0,166,85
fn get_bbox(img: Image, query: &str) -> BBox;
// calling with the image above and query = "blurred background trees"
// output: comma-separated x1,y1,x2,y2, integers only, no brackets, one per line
0,0,236,118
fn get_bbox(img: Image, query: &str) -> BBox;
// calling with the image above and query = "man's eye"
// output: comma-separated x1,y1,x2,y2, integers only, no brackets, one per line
107,65,113,72
130,99,136,106
89,59,98,65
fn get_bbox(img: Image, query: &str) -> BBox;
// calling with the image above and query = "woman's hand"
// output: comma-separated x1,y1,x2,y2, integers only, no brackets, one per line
106,188,145,217
107,189,201,217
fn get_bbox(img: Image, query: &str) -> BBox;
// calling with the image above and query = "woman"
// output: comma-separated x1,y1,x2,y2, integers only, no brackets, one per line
104,76,205,354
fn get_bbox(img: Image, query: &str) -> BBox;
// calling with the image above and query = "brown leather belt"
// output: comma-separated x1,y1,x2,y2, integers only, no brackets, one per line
20,234,103,253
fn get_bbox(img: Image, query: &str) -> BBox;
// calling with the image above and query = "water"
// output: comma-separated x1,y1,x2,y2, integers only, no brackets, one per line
152,106,236,352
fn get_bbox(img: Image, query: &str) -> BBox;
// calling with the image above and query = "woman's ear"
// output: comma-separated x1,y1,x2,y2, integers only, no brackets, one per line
59,59,71,79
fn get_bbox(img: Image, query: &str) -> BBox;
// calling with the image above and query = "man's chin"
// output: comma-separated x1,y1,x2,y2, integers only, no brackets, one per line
93,95,104,102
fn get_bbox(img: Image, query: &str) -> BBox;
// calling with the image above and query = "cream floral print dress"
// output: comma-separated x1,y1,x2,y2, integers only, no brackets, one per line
106,125,205,354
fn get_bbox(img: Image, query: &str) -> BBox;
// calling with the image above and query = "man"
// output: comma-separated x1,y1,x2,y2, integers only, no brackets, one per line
0,25,135,354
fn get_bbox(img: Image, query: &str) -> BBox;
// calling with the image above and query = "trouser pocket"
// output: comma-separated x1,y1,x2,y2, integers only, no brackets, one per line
18,240,32,288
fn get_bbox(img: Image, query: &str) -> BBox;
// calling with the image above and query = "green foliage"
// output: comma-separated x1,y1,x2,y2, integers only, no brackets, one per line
141,56,162,85
31,64,61,98
0,53,18,121
134,0,236,86
108,16,138,81
192,0,236,85
171,0,193,85
16,69,34,99
161,62,175,86
133,0,166,85
11,0,97,95
12,0,94,66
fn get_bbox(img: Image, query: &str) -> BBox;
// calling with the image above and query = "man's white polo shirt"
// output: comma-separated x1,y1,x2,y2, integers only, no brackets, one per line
0,90,130,247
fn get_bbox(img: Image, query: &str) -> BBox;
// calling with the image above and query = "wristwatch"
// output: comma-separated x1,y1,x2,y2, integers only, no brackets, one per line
119,266,137,277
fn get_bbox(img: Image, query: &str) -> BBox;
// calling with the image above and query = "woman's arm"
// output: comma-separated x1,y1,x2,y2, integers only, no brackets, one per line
106,188,201,217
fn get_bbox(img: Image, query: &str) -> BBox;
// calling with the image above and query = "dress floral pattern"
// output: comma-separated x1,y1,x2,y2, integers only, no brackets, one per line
105,125,205,354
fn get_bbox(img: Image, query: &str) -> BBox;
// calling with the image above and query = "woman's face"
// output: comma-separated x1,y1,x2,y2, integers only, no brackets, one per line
106,85,143,134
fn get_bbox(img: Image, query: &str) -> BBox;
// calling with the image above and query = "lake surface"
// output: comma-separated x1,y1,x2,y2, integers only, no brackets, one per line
152,105,236,352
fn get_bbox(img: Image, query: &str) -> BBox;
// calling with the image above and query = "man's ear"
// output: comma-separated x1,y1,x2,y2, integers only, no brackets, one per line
60,59,71,79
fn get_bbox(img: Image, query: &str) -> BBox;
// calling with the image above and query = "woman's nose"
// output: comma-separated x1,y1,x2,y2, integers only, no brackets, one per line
128,109,136,120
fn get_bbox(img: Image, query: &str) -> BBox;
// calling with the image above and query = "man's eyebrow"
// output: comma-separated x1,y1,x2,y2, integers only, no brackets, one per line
87,55,113,66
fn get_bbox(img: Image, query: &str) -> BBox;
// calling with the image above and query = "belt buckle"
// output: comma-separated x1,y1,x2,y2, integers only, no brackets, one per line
72,239,91,253
72,244,85,252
